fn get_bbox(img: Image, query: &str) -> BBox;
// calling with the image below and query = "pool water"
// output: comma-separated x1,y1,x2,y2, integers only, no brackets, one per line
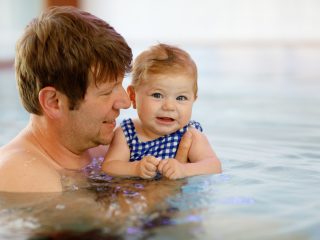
0,46,320,239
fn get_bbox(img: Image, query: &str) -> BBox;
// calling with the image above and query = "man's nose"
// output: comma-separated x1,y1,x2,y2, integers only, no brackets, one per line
114,86,131,109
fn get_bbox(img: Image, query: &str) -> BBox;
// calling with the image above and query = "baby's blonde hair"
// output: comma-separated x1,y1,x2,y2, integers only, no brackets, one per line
132,43,198,97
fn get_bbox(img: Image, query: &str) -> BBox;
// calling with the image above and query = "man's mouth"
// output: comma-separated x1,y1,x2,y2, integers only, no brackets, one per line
102,120,116,124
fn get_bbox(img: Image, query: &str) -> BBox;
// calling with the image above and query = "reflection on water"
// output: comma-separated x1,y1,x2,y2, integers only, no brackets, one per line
0,173,188,239
1,46,320,239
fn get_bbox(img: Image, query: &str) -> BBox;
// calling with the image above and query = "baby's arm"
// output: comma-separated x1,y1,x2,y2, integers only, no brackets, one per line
101,127,160,178
183,127,221,176
158,128,221,179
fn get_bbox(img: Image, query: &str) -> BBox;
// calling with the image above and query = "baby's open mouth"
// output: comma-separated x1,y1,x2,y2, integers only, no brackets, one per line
157,117,174,122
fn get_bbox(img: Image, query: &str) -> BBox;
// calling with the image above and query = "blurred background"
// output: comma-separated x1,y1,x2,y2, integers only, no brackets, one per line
1,0,320,62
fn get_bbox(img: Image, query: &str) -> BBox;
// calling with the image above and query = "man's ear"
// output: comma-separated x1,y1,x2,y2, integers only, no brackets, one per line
127,85,137,109
38,87,64,118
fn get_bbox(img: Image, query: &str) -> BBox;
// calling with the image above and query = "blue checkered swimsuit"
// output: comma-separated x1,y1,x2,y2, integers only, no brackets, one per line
120,118,203,161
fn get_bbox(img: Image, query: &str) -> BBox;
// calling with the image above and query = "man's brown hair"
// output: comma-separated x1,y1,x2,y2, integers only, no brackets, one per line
15,6,132,114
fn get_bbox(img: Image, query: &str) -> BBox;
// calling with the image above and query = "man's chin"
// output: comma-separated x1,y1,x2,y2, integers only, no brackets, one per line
90,132,111,145
91,140,110,148
99,132,114,145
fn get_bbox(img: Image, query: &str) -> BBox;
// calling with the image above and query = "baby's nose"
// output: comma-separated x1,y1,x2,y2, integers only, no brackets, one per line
162,98,175,110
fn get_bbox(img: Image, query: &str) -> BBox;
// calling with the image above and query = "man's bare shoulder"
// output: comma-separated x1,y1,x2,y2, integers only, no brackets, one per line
0,140,62,193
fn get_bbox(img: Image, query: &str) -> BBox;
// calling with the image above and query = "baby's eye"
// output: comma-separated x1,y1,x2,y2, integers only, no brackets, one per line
151,93,163,99
176,95,188,101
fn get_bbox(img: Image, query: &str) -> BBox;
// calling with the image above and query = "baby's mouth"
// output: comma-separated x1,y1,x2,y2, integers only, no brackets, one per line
157,117,174,122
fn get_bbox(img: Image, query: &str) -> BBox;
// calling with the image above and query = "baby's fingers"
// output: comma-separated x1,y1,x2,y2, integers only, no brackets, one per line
158,159,168,173
145,162,157,172
163,168,175,179
145,156,161,166
141,170,157,179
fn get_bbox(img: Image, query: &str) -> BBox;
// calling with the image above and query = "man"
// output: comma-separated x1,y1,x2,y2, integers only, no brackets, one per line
0,6,191,192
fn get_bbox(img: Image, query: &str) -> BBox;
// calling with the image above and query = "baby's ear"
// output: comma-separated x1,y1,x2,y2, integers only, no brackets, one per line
127,85,137,109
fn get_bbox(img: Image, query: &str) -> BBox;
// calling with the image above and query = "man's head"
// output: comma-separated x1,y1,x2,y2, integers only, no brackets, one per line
15,6,132,114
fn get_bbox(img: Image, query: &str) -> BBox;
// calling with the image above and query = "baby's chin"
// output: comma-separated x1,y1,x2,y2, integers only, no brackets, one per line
156,126,182,136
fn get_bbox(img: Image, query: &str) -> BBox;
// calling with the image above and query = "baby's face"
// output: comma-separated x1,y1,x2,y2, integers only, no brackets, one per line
134,73,196,139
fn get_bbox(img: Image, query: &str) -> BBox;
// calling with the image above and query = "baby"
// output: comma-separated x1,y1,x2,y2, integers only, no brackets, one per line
102,43,221,179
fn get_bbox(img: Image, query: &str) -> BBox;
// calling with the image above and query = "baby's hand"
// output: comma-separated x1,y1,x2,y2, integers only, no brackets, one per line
158,158,187,180
137,156,160,179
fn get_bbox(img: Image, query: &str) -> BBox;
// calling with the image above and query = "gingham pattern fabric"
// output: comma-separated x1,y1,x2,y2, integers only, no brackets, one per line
120,118,203,162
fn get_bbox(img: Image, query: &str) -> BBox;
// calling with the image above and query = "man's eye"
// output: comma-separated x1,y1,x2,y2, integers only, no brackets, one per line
151,93,162,98
177,95,187,101
103,90,113,95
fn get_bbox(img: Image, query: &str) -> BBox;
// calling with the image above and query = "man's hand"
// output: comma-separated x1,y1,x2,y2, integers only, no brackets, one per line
158,158,187,180
137,156,160,179
175,131,192,163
